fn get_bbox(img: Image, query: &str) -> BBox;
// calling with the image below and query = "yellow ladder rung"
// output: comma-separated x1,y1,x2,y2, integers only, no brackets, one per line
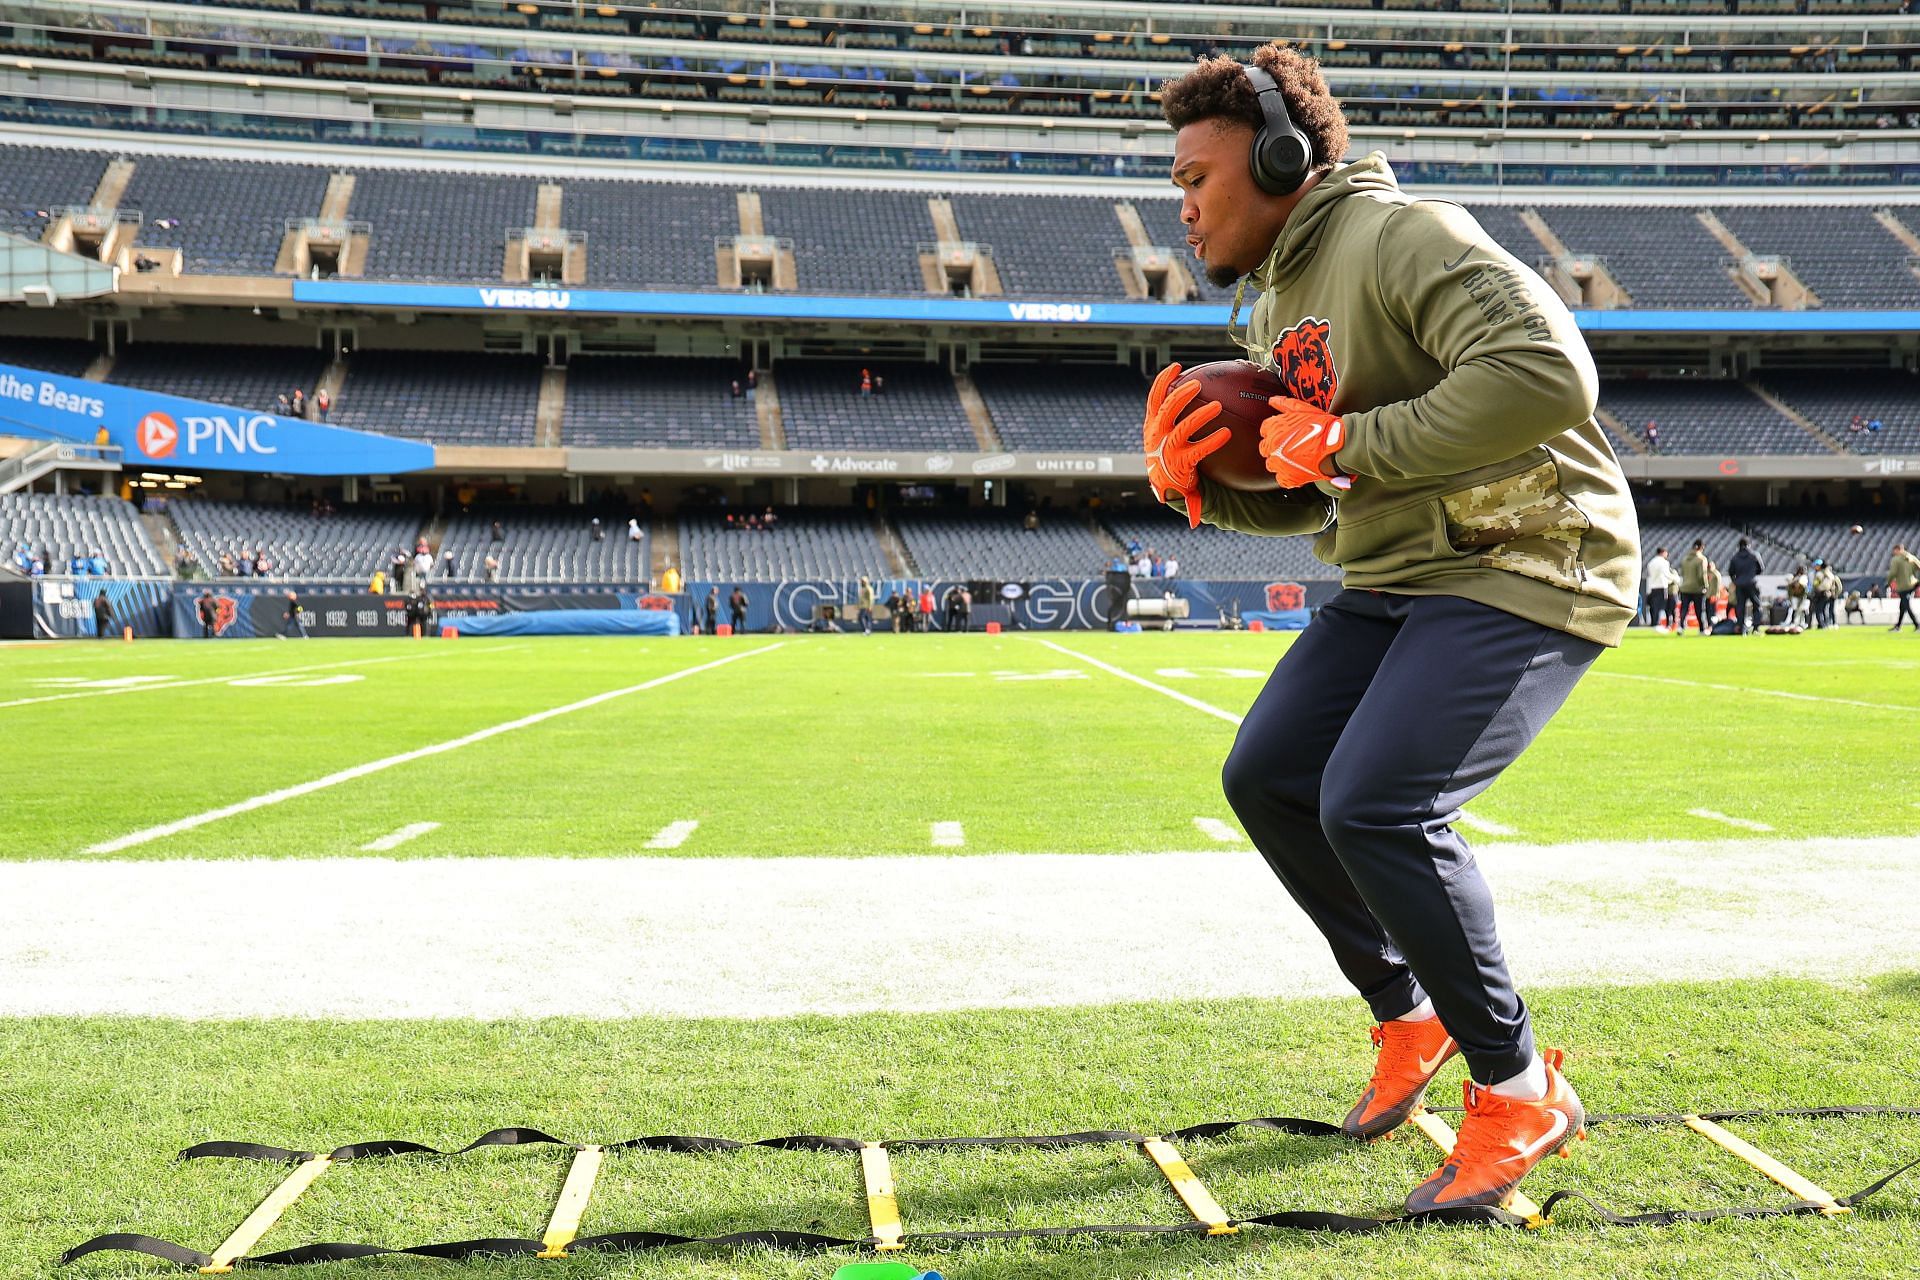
1142,1138,1237,1235
200,1155,332,1274
1683,1116,1849,1216
861,1142,906,1251
1408,1109,1548,1228
538,1145,605,1259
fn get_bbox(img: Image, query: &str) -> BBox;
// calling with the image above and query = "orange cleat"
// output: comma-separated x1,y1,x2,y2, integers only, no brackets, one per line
1341,1018,1460,1141
1404,1049,1585,1215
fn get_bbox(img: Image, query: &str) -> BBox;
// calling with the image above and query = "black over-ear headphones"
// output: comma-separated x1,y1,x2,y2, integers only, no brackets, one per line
1244,64,1314,196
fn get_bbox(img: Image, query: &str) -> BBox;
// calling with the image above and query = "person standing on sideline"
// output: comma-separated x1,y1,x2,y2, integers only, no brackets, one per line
918,585,937,631
280,590,306,639
197,589,219,638
1786,567,1810,629
1676,540,1709,634
1643,545,1675,630
857,575,876,635
1891,542,1920,631
956,584,972,632
1812,560,1840,628
702,586,719,635
92,590,114,639
1150,45,1635,1216
728,585,748,633
1727,537,1763,633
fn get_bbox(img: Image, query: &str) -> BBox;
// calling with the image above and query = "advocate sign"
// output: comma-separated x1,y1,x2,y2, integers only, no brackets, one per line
0,363,436,476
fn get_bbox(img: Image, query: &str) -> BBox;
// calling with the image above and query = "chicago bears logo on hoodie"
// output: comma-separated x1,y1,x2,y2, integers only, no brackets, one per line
1271,317,1338,411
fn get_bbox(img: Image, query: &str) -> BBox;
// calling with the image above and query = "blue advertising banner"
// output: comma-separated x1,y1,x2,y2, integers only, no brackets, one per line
0,362,437,476
32,577,174,638
289,281,1920,335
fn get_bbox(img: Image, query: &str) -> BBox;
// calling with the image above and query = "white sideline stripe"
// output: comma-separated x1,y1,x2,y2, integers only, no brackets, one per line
932,821,965,848
11,836,1920,1018
1456,810,1519,837
80,644,783,855
1594,671,1920,714
359,822,441,852
1036,640,1244,726
0,647,500,711
1193,817,1243,843
646,820,700,850
1689,809,1775,833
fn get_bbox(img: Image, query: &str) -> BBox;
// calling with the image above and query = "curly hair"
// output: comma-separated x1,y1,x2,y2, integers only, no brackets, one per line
1160,45,1350,175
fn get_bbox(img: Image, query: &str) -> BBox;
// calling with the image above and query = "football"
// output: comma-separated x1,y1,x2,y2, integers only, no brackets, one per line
1173,360,1286,492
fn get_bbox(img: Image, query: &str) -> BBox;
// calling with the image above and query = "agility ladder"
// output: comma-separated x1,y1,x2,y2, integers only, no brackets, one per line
62,1105,1920,1271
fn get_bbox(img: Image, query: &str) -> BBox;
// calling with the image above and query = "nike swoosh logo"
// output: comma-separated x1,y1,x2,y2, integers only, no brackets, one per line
1442,248,1472,272
1504,1109,1571,1167
1415,1040,1455,1076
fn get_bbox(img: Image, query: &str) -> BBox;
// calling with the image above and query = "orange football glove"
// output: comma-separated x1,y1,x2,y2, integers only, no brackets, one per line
1143,363,1229,529
1260,395,1352,491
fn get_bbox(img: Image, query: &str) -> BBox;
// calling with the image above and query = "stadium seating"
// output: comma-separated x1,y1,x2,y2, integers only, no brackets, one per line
774,360,978,451
1713,206,1920,311
122,156,330,276
107,343,326,414
1535,205,1754,309
1741,513,1920,576
969,363,1144,452
436,505,649,581
561,356,758,449
563,178,738,290
1597,379,1828,455
1759,370,1920,456
0,335,98,378
947,193,1128,298
758,187,931,295
170,499,424,580
891,507,1110,578
0,145,105,241
1103,507,1331,582
0,491,166,576
353,168,538,282
328,350,542,445
676,506,887,581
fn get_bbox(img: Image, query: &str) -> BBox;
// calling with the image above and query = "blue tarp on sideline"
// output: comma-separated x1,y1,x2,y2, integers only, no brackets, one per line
449,609,681,637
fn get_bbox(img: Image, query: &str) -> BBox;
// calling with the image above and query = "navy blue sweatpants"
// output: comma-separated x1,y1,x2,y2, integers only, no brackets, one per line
1222,589,1602,1085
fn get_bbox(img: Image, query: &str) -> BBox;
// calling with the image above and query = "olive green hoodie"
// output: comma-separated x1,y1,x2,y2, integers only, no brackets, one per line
1171,153,1640,646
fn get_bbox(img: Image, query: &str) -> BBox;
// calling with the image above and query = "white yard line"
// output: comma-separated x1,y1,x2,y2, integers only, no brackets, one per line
1035,640,1245,725
9,835,1918,1018
1688,809,1776,833
645,820,700,850
0,647,516,711
1193,817,1244,843
80,644,783,855
359,822,441,852
1456,810,1519,837
932,821,966,848
1594,671,1920,714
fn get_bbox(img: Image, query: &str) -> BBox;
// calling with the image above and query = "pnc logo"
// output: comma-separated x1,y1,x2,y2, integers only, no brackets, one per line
137,411,178,458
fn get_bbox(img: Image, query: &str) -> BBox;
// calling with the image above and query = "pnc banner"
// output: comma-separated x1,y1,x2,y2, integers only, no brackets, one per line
0,362,437,476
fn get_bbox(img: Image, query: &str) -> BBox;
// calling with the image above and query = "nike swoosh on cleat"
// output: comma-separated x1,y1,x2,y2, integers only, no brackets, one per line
1504,1109,1571,1167
1414,1042,1454,1075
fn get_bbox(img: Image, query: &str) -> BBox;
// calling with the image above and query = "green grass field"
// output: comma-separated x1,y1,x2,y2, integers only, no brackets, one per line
3,628,1918,859
5,629,1919,1278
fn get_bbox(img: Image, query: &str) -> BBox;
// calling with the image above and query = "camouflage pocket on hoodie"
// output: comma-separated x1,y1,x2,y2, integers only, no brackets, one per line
1442,459,1590,591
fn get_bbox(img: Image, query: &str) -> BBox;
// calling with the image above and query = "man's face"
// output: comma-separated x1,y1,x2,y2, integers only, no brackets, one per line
1172,120,1288,288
